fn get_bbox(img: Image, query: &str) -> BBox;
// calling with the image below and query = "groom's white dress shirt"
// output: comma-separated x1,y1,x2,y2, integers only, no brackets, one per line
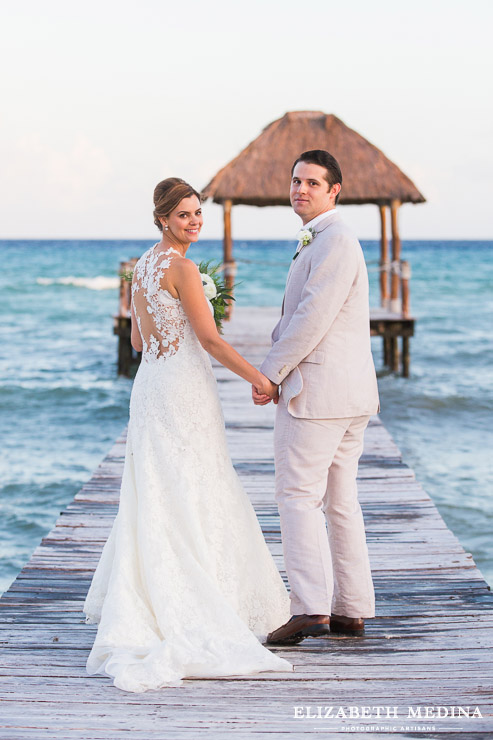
304,208,338,230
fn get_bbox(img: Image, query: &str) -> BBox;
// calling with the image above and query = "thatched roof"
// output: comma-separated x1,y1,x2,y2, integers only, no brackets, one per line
202,111,425,207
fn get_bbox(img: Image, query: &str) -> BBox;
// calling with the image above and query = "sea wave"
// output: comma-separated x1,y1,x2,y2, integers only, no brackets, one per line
36,276,119,290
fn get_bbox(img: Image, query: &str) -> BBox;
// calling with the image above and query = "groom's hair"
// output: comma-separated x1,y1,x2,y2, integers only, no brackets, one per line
291,150,342,204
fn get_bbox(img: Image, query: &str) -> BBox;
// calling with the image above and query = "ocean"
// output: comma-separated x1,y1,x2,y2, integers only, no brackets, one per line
0,238,492,593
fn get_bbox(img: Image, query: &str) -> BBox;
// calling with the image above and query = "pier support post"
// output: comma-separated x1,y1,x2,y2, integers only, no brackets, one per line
402,336,410,377
383,336,391,366
390,336,400,373
116,318,133,376
379,204,390,309
390,200,402,314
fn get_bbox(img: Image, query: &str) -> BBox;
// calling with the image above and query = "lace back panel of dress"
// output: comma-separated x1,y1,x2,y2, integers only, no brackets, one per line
132,248,186,362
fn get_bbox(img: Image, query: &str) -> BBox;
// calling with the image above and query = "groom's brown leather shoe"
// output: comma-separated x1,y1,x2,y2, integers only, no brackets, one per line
266,614,331,645
330,615,365,636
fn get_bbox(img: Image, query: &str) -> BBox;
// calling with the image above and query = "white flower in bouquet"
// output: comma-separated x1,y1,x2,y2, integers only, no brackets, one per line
201,272,217,300
197,260,234,333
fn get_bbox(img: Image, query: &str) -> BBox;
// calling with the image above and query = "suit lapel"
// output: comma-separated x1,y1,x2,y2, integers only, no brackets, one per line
280,211,341,315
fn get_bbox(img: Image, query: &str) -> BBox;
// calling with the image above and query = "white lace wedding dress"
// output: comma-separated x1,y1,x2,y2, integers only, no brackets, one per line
83,244,292,692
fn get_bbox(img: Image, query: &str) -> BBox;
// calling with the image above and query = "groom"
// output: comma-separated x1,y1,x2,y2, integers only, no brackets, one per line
253,149,380,645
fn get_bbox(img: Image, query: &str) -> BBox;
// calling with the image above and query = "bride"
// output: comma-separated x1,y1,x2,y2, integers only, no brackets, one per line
83,177,292,692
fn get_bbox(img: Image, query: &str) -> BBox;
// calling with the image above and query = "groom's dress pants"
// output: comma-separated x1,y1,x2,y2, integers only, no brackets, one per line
274,394,375,617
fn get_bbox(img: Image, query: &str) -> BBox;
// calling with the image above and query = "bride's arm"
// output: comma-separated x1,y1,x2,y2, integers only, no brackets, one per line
171,259,277,397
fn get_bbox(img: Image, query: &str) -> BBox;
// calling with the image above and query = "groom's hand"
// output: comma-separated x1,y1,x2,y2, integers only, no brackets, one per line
252,378,279,406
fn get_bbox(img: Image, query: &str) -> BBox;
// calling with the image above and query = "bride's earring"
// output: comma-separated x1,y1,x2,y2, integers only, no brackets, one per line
164,224,168,231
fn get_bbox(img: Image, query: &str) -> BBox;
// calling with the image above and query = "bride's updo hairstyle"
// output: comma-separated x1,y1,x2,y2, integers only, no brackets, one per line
153,178,202,232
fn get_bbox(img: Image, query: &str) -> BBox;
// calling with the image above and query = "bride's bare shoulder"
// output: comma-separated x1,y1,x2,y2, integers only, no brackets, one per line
166,256,203,299
169,255,200,279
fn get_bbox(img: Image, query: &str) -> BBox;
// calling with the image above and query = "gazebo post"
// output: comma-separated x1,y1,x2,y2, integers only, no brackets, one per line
390,200,402,314
379,204,389,309
389,199,402,372
222,198,236,319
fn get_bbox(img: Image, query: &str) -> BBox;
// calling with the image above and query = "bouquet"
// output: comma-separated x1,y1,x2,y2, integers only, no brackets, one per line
197,260,234,333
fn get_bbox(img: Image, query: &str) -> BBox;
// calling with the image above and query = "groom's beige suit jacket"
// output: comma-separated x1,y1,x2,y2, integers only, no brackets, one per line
260,210,380,419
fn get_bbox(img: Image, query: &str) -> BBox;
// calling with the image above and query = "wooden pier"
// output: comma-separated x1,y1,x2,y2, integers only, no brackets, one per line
370,307,415,378
1,307,492,738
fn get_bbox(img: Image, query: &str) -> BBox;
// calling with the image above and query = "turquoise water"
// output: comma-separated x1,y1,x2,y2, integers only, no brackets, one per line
1,239,492,593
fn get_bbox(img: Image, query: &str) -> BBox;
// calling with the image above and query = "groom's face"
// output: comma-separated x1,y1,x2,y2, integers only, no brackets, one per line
290,162,334,224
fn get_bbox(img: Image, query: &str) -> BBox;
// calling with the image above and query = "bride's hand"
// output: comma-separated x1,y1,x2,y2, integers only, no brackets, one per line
252,374,279,405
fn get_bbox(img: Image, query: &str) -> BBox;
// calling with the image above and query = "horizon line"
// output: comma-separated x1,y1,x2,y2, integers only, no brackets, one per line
1,236,493,243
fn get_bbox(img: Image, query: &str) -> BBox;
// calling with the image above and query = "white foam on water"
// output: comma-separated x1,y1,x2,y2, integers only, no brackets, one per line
36,276,120,290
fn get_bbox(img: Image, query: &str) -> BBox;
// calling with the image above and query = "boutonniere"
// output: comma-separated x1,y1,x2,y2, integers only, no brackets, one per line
293,227,317,260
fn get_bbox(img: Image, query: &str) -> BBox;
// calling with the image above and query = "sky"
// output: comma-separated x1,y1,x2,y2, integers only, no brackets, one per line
0,0,492,240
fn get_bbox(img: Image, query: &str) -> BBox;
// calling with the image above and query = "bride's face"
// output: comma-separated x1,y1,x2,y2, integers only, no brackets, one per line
165,195,203,244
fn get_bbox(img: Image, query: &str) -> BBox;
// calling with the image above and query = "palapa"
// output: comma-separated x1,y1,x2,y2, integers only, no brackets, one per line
202,110,425,326
202,111,425,207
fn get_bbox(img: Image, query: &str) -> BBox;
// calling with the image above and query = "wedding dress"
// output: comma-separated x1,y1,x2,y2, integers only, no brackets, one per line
83,244,292,692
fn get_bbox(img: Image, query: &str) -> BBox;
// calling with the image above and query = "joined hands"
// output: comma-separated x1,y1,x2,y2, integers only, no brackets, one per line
252,375,279,406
